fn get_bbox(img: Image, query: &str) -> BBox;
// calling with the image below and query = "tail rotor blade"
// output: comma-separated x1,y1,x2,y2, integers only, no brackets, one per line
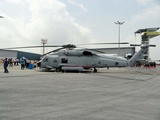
149,45,156,47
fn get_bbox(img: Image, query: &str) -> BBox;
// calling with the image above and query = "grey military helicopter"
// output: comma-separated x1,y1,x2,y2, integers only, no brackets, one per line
35,43,155,72
1,42,154,72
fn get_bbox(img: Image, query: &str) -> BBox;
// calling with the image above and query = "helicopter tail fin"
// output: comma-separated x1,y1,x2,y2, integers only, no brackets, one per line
128,44,155,66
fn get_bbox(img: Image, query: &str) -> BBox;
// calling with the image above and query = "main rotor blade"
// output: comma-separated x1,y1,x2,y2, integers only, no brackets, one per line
0,45,62,50
84,48,105,53
42,47,64,56
0,42,129,50
77,47,105,53
130,44,141,46
77,42,129,46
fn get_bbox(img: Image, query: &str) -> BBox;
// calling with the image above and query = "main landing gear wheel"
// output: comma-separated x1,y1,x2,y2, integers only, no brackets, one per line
47,68,51,71
93,68,97,73
56,67,61,72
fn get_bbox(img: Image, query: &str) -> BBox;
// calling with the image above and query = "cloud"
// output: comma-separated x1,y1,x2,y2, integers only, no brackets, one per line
67,0,87,12
136,0,160,5
130,5,160,23
5,0,22,4
26,0,91,43
136,0,154,5
0,0,93,53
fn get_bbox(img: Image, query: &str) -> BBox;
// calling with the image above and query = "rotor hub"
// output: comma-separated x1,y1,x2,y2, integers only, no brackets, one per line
62,44,76,49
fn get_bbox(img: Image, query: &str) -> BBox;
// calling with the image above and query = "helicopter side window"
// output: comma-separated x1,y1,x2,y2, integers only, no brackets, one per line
61,58,68,63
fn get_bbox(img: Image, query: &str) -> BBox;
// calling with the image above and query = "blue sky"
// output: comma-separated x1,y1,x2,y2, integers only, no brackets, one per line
0,0,160,59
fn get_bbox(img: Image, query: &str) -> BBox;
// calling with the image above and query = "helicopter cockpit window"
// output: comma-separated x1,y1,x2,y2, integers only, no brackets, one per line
61,58,68,63
83,51,93,56
42,57,48,62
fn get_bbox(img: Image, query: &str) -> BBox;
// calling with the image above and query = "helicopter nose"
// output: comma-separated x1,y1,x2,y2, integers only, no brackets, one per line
37,61,41,67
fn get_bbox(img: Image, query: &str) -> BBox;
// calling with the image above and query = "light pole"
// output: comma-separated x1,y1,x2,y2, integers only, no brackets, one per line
41,38,48,55
115,21,124,55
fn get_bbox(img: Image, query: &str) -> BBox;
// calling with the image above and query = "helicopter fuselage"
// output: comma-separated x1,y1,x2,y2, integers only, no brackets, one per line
37,50,128,72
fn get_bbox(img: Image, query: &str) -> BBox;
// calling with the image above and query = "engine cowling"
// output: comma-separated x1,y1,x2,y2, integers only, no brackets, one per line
64,51,83,56
63,50,93,56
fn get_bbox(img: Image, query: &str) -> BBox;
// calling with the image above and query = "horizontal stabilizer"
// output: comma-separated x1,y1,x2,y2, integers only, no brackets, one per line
137,59,148,65
130,44,156,47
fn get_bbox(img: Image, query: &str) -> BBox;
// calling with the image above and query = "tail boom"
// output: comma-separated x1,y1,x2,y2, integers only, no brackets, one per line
128,44,149,66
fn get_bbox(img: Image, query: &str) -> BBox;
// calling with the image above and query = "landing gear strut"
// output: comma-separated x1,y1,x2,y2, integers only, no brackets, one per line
93,68,97,73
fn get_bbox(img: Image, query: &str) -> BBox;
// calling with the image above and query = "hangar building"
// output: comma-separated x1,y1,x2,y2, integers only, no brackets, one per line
0,47,135,60
0,49,41,60
95,47,135,58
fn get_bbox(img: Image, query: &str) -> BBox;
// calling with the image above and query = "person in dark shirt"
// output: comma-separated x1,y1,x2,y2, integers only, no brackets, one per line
20,58,25,70
3,58,9,73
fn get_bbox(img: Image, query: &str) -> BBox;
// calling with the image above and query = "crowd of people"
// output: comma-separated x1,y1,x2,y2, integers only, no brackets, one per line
2,57,32,73
134,61,157,68
8,58,19,67
20,57,31,70
143,61,157,68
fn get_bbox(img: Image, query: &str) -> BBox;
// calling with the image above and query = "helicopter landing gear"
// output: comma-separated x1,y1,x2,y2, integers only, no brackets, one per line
56,67,61,72
93,68,97,73
47,68,51,71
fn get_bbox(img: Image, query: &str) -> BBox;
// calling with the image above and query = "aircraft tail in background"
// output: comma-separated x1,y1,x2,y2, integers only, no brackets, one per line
128,44,156,66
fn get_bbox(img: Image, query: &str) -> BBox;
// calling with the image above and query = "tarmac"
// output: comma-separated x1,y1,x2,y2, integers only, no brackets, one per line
0,65,160,120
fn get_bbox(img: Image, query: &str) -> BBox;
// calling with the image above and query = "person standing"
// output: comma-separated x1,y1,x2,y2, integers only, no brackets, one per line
3,58,9,73
20,58,25,70
16,58,19,66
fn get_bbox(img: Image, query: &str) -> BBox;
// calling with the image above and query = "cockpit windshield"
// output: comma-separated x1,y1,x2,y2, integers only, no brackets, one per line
42,57,48,62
